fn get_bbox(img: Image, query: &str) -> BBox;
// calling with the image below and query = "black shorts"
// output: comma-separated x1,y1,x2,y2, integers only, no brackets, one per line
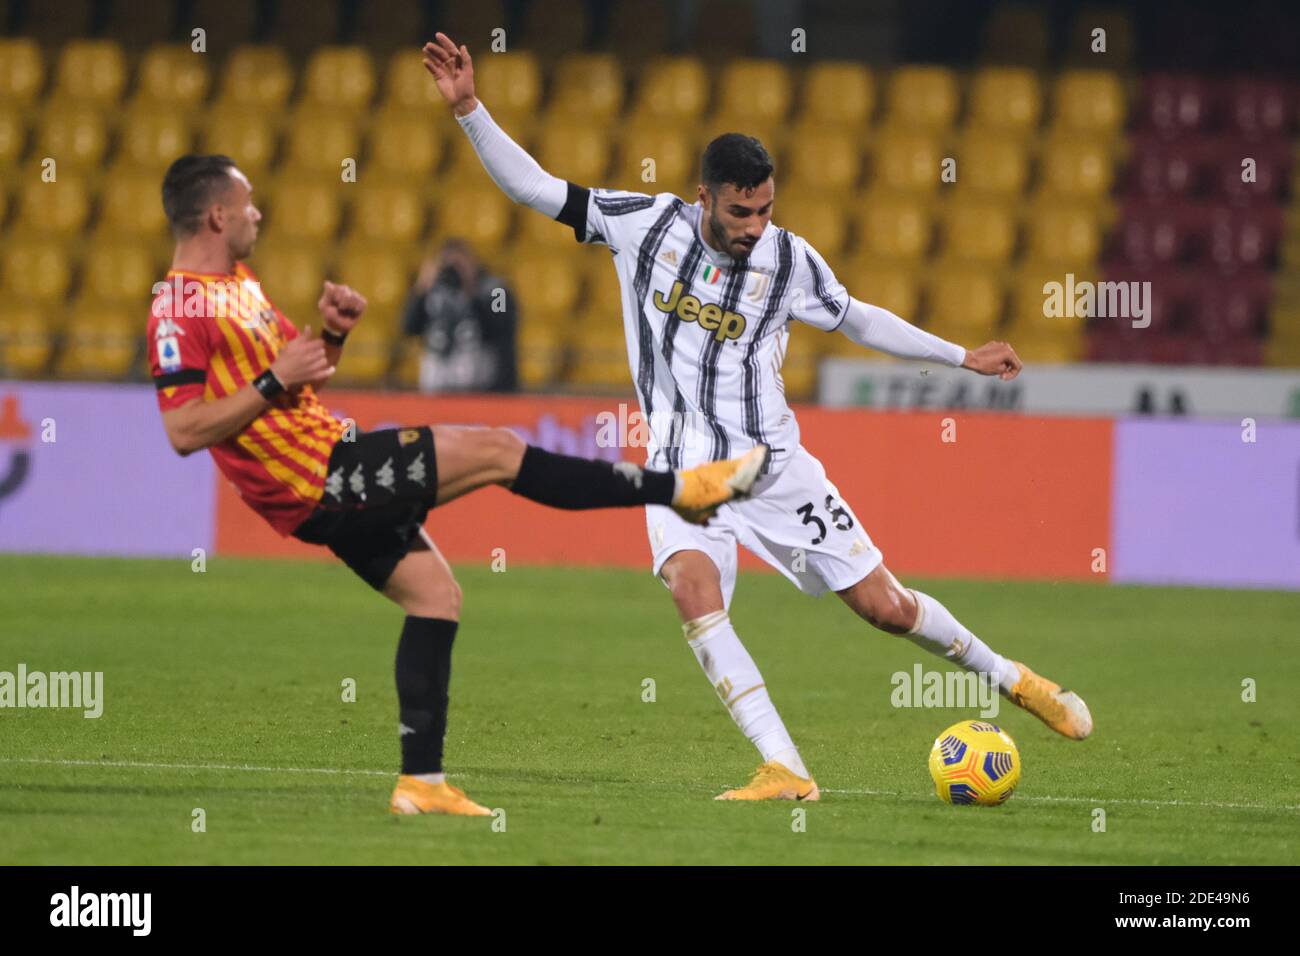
292,426,439,591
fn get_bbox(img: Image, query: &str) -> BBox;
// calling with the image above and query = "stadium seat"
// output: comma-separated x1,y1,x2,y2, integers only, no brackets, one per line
329,321,395,387
1124,134,1204,200
517,322,569,390
537,122,612,186
968,68,1042,134
283,110,362,177
857,194,933,262
15,177,91,237
1190,274,1269,342
784,128,861,192
1205,204,1282,269
1052,71,1127,138
840,259,921,319
99,170,173,239
473,53,542,128
0,299,57,376
1226,78,1295,137
926,269,1004,336
955,131,1029,196
81,240,157,304
1214,142,1289,204
780,320,825,401
616,124,697,195
331,244,413,329
939,199,1018,264
433,187,513,258
1138,74,1216,136
55,301,140,379
569,325,632,392
264,179,343,242
52,40,127,105
549,54,626,122
715,60,793,127
0,104,27,169
367,110,444,180
135,45,212,107
871,129,945,194
118,109,193,172
200,106,278,177
1039,135,1115,198
1025,204,1102,265
1008,262,1098,331
778,190,848,259
884,67,960,132
981,3,1050,67
248,240,328,321
37,102,110,170
631,57,710,125
1,239,74,304
1110,202,1197,267
349,182,428,244
217,47,295,111
301,47,377,114
507,250,583,328
699,114,779,158
799,62,875,129
0,39,45,106
383,49,450,113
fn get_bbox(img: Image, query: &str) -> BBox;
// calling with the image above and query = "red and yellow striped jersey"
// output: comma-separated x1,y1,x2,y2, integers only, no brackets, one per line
147,263,346,535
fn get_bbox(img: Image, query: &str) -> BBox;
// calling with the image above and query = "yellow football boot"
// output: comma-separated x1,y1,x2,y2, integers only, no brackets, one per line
673,444,770,524
715,761,821,801
389,775,493,816
1008,661,1093,740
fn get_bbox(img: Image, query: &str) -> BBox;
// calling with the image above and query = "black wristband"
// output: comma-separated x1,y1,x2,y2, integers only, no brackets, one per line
321,327,348,346
253,369,286,401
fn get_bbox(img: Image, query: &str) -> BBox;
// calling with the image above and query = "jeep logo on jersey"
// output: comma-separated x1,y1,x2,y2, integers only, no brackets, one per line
652,281,746,343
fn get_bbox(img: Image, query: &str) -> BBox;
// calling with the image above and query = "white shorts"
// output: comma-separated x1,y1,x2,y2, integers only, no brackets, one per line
646,445,884,609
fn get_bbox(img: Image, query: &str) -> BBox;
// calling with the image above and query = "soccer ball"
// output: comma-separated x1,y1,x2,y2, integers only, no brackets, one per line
928,720,1021,806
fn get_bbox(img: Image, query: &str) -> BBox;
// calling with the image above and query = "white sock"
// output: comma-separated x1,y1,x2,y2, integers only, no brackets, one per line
683,610,810,779
412,772,446,785
904,590,1020,695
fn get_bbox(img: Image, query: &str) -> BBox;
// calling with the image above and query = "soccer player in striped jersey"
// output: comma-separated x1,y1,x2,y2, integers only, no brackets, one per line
148,155,770,815
425,34,1093,801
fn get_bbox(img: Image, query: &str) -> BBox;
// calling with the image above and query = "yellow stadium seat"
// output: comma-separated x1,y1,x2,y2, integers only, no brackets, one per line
16,177,91,237
118,109,193,171
135,44,212,107
217,46,295,110
473,53,542,126
1039,135,1115,198
0,104,27,168
784,128,861,191
926,269,1004,336
858,194,933,262
1025,204,1102,265
841,259,921,319
382,49,455,118
1008,262,1095,329
956,131,1030,196
968,67,1042,134
800,62,875,129
53,40,127,105
569,322,631,392
715,59,793,126
1003,326,1084,364
885,66,959,132
2,240,74,304
778,191,848,258
537,122,611,186
434,188,512,257
100,172,171,238
507,250,582,327
200,106,278,176
329,321,394,387
518,200,586,247
870,128,944,194
939,198,1018,264
81,240,157,303
37,102,110,170
247,241,328,318
368,110,444,180
549,54,625,121
700,115,779,156
1053,71,1126,137
517,322,568,390
265,179,342,241
301,47,377,114
584,257,624,323
0,39,45,106
632,57,710,125
332,244,412,329
0,299,57,376
781,320,825,401
56,301,141,379
982,3,1050,67
283,110,361,177
616,124,696,194
349,182,428,244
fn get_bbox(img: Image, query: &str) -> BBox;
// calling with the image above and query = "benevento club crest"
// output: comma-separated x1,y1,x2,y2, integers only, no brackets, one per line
0,393,32,510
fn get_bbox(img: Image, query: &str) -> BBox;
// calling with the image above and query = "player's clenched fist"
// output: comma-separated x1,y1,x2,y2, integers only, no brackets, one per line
270,326,335,390
961,341,1023,381
318,280,366,335
422,33,478,116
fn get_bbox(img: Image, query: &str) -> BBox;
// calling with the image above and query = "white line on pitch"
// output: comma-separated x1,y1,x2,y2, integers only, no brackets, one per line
3,757,1296,813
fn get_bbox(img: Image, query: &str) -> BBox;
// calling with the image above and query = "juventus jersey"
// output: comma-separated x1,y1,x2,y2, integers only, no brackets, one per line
562,185,850,473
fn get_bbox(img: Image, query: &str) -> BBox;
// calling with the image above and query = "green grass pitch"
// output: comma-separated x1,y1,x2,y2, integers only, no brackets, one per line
1,553,1297,865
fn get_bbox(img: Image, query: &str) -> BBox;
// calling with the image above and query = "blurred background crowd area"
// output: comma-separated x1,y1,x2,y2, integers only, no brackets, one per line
0,0,1297,396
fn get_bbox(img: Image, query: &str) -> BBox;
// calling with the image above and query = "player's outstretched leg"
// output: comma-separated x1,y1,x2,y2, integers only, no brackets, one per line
382,538,492,816
838,564,1092,740
431,425,768,523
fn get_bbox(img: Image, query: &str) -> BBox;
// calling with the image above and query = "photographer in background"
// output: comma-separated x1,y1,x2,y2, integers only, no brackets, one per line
402,238,519,393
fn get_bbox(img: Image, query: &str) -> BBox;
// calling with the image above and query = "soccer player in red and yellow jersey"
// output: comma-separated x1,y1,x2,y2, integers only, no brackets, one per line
148,155,770,815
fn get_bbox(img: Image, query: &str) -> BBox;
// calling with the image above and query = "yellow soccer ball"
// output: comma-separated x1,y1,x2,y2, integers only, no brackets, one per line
928,719,1021,806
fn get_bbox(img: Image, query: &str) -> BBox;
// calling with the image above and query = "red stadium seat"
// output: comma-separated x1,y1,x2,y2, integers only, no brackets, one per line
1138,74,1217,136
1226,78,1295,137
1109,203,1199,268
1189,274,1271,342
1204,204,1282,270
1212,141,1291,204
1124,135,1205,200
